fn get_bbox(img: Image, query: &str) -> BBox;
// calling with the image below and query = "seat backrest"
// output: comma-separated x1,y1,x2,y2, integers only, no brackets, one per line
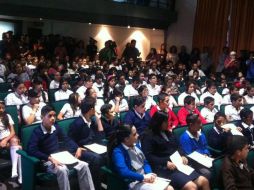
211,157,224,189
51,100,68,115
172,106,182,115
247,150,254,169
244,104,254,110
0,82,12,92
21,123,40,151
48,89,58,103
119,111,128,124
0,91,11,101
172,126,187,141
202,122,214,138
219,104,230,114
56,117,77,135
5,105,19,136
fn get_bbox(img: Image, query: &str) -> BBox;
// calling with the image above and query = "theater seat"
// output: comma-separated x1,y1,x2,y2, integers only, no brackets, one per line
17,118,77,190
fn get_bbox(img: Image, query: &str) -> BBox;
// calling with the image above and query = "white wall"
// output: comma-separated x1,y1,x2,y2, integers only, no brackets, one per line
22,20,165,60
167,0,197,52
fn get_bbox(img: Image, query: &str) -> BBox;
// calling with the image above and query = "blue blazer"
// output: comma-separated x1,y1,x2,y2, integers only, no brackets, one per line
112,144,152,182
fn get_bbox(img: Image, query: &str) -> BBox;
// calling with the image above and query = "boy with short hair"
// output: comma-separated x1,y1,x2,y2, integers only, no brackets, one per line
200,96,218,123
27,105,94,190
177,96,207,126
225,94,243,121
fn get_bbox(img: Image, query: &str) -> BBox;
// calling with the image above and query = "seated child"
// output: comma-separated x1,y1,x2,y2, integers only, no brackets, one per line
180,114,211,179
207,112,231,153
0,101,22,185
109,124,174,190
178,96,207,126
222,136,254,189
225,94,243,121
27,105,94,190
239,108,254,147
200,97,218,123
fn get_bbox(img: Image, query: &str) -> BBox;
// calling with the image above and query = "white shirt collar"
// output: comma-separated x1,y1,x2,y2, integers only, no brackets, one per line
213,126,221,134
81,115,91,128
186,130,201,141
134,109,145,119
40,124,56,134
121,143,130,150
241,122,254,129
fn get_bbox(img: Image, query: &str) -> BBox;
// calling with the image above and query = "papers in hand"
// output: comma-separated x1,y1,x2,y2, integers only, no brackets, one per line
188,151,214,168
170,151,194,175
51,151,78,165
151,176,171,190
84,143,107,154
221,123,243,136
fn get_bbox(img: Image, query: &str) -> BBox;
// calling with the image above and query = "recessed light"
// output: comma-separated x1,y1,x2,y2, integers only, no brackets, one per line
152,28,155,30
127,25,130,29
39,18,43,21
88,23,92,25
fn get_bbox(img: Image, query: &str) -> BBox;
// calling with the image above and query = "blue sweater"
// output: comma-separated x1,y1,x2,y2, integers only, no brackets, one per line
112,144,152,182
27,124,78,161
68,116,104,146
124,109,151,135
180,130,210,156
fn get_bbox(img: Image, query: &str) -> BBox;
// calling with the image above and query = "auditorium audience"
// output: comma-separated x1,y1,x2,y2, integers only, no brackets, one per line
2,30,254,189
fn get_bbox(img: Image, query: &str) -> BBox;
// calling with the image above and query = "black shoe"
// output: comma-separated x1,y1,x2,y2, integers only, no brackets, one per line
7,177,21,189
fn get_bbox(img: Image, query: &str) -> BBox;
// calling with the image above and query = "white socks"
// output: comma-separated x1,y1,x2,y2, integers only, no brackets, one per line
10,146,22,183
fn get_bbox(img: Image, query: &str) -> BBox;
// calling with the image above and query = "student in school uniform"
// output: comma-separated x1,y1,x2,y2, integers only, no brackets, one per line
68,97,105,190
54,78,73,101
57,93,81,120
222,136,254,190
200,97,218,123
142,111,210,190
243,85,254,104
178,81,200,106
150,93,178,131
124,76,141,97
177,96,207,126
238,108,254,147
124,96,151,136
5,80,28,110
200,81,223,108
100,104,119,139
138,85,156,111
179,114,212,179
22,89,46,125
225,94,244,121
146,74,161,97
108,124,174,190
27,105,94,190
0,101,22,185
207,112,231,154
222,85,239,105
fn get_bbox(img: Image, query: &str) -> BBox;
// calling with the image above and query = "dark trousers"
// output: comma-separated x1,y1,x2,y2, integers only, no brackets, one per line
81,151,106,190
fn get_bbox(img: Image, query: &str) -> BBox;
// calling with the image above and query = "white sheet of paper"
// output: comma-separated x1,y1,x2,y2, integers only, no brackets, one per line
188,151,214,168
84,143,107,154
170,151,194,175
152,177,171,190
51,151,78,165
221,123,243,136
